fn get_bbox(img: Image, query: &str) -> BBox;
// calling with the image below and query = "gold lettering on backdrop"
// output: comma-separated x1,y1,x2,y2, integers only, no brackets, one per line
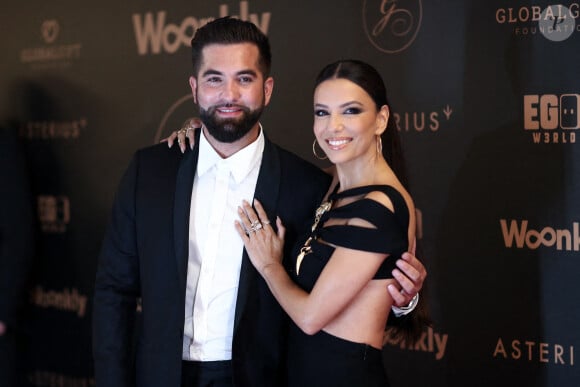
20,119,87,140
19,19,82,67
384,326,448,360
393,106,455,133
28,370,95,387
29,286,87,318
494,338,575,365
500,219,580,251
363,0,422,53
133,1,272,56
373,0,414,38
37,196,70,233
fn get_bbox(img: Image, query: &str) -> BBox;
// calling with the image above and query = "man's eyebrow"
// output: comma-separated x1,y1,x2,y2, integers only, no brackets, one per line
201,69,223,77
236,70,258,77
200,69,258,77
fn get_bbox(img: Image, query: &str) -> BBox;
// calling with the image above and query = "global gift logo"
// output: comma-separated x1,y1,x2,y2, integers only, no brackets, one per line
41,19,60,44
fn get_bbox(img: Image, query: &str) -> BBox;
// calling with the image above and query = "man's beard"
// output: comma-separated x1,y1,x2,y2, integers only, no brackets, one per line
199,103,264,143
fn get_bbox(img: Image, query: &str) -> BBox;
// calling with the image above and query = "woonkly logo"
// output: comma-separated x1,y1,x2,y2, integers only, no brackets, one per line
500,219,580,251
363,0,422,54
133,1,271,55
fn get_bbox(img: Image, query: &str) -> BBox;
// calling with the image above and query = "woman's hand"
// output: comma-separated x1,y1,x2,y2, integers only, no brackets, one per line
388,238,427,308
235,199,285,275
161,118,201,153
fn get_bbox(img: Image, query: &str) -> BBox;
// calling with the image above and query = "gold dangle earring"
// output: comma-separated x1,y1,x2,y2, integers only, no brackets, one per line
312,139,328,160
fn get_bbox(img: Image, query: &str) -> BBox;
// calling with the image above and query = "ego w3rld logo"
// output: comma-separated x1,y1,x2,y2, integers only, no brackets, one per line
38,195,70,233
523,94,578,144
363,0,422,54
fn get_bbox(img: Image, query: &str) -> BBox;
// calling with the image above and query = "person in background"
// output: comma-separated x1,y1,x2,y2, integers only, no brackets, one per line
0,127,34,387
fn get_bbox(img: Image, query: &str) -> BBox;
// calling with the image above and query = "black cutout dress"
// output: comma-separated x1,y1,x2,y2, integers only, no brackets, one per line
287,185,410,387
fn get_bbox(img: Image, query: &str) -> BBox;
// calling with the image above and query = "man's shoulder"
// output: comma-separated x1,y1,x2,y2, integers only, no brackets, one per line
271,143,327,176
135,142,183,157
117,143,187,180
130,142,186,166
266,143,332,197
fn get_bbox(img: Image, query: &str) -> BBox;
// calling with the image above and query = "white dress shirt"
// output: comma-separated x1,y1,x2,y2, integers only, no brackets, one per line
183,127,264,361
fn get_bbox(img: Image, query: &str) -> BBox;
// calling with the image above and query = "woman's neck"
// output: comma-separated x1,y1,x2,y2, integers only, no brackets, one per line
334,156,392,191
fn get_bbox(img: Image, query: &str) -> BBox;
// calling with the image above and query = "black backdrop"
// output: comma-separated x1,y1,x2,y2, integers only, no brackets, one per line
1,1,579,386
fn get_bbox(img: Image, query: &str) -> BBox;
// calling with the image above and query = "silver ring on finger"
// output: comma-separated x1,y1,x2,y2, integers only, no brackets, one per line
250,219,261,230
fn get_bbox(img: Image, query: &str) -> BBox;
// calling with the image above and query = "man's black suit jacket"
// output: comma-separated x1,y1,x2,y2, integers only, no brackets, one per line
93,131,331,387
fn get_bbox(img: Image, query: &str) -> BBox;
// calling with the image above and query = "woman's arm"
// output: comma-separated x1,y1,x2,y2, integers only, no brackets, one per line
164,119,428,310
236,199,389,335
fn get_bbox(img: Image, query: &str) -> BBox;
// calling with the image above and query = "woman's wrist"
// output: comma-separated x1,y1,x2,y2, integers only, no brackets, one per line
261,261,283,277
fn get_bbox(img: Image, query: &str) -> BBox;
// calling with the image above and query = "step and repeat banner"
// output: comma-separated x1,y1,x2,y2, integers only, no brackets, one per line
1,1,578,386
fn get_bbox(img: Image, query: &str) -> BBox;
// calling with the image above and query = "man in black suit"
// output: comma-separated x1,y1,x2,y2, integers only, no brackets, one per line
93,17,425,387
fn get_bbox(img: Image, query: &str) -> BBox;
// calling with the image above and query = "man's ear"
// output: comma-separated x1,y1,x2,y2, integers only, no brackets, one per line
263,77,274,106
189,76,198,104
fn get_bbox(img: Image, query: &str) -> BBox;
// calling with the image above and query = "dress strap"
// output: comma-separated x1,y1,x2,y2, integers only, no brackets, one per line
330,184,397,200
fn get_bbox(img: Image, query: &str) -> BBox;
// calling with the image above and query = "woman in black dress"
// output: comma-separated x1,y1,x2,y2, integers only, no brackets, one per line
236,59,421,386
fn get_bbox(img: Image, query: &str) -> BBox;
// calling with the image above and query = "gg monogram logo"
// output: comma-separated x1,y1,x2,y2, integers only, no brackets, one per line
363,0,422,54
41,19,60,44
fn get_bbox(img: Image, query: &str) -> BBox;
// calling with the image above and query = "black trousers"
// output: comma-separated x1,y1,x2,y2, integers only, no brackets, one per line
181,360,233,387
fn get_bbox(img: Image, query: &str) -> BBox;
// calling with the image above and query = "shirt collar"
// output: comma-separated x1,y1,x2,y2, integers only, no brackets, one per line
197,124,265,184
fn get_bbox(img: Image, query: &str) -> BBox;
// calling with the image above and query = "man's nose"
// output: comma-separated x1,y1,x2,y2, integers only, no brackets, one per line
221,80,240,101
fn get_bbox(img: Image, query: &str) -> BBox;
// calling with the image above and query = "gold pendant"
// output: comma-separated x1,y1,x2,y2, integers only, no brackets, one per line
311,201,332,231
297,200,331,275
316,200,332,216
296,251,305,275
296,239,312,275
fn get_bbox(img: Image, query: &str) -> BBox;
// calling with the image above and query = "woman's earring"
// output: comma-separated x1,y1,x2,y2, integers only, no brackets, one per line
312,139,328,160
376,135,383,155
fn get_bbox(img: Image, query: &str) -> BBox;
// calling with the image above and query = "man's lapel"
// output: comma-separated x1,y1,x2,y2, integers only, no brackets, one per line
234,137,280,330
173,130,201,290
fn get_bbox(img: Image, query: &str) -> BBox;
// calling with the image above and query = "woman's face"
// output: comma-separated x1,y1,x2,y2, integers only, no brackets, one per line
313,78,388,166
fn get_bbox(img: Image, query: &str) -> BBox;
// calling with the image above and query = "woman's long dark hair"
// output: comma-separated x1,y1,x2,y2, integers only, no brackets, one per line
314,60,431,344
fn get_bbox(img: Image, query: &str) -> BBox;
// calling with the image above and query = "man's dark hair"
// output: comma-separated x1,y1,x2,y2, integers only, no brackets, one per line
190,16,272,78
